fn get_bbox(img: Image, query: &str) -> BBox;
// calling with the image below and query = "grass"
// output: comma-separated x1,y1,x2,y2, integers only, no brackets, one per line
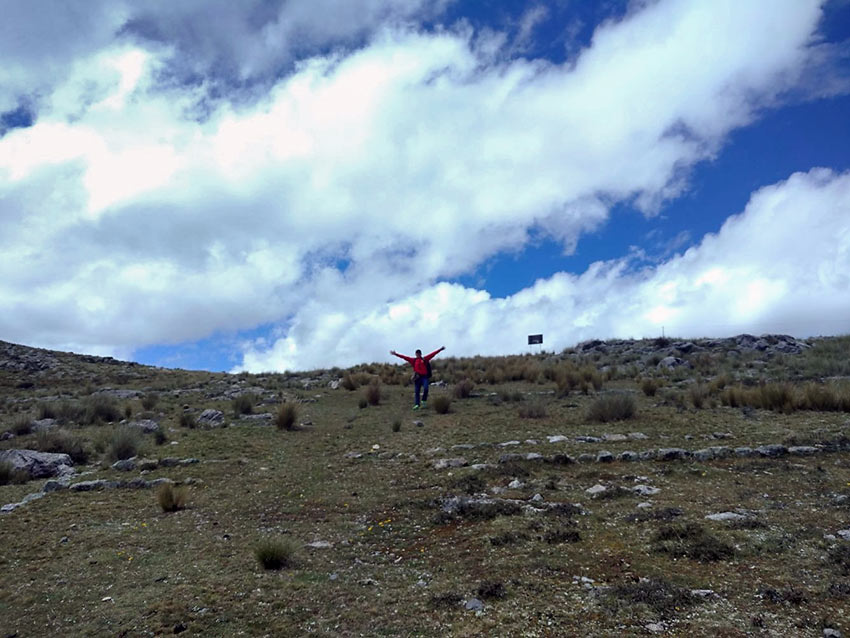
586,392,637,422
156,483,188,512
432,395,451,414
2,335,850,636
254,537,297,570
275,403,298,430
107,426,143,461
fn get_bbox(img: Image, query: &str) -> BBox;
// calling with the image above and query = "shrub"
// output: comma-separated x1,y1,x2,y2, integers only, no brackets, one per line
37,402,56,420
586,393,637,422
83,395,122,425
689,384,709,409
653,522,734,562
9,415,33,436
358,398,368,409
607,579,696,618
433,396,452,414
157,483,188,512
141,393,159,410
641,377,659,397
179,412,197,429
518,400,547,419
232,394,255,416
364,383,381,406
275,403,298,431
107,426,143,461
35,428,89,464
453,379,474,399
255,537,297,570
153,429,168,445
341,374,358,391
391,417,401,433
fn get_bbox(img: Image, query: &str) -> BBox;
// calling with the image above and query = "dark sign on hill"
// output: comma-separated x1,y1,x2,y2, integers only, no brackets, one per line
528,334,543,345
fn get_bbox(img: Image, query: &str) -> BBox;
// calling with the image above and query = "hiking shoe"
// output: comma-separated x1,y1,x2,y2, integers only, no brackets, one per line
412,404,420,410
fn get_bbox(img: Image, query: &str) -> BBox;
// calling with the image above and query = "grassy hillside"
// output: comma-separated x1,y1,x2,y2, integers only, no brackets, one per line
2,335,850,636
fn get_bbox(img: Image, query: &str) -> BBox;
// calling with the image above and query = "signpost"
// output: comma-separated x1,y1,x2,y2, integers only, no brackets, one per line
528,334,543,354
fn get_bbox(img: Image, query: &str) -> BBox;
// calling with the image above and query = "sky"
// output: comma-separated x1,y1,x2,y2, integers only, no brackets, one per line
1,0,849,373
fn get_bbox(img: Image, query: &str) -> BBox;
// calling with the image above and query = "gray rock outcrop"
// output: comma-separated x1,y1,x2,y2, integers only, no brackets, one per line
0,449,74,479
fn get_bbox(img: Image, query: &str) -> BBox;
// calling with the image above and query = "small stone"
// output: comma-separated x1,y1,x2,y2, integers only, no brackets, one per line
836,530,850,540
734,446,755,457
618,451,638,462
637,502,652,509
525,452,543,462
508,479,524,489
577,453,595,464
306,541,333,549
596,451,614,463
530,493,544,502
705,511,746,522
498,440,520,447
632,485,660,496
603,433,627,442
585,484,607,495
547,435,568,443
414,420,424,427
823,629,842,638
756,444,788,458
788,446,819,456
628,432,649,440
433,458,468,470
646,623,665,633
464,598,484,611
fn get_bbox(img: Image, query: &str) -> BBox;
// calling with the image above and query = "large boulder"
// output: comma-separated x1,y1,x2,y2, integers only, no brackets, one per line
0,449,74,479
197,409,225,428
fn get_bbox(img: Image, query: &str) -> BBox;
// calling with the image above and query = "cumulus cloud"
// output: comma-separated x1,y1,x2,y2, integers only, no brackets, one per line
0,0,844,371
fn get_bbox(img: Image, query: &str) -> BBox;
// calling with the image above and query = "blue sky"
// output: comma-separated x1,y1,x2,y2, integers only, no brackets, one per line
1,0,849,372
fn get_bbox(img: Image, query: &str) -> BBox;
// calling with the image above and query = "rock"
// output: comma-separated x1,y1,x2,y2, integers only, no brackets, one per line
585,484,607,495
530,493,544,502
306,541,333,549
31,418,57,432
138,458,160,471
603,433,627,442
451,444,475,451
498,453,523,464
657,356,691,370
646,623,665,633
0,449,73,479
414,420,424,428
705,511,747,522
111,459,137,472
637,450,657,461
823,628,842,638
525,452,544,462
508,479,524,489
239,413,273,422
42,478,70,492
692,448,715,461
433,458,468,470
547,435,568,443
734,447,755,457
70,479,117,492
657,448,689,461
628,432,649,440
498,440,520,447
756,444,788,458
549,453,576,465
197,409,225,427
464,598,484,611
158,457,180,467
788,446,819,456
633,485,660,496
711,432,734,439
577,453,595,464
124,419,160,433
328,380,340,390
836,530,850,540
691,589,716,598
576,436,603,443
637,502,652,509
618,451,638,462
596,451,614,463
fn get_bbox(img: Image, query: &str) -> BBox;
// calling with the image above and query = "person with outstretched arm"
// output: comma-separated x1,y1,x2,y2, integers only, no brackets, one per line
390,346,445,410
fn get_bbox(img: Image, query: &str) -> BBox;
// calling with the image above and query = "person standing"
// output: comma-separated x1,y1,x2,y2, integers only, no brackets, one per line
390,346,445,410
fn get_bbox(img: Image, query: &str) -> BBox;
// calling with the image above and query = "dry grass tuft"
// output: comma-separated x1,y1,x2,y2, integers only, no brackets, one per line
156,483,188,512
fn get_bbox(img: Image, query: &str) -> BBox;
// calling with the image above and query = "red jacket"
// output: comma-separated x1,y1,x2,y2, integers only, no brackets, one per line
393,348,441,375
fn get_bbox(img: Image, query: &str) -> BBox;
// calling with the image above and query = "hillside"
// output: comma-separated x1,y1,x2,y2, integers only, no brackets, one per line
2,335,850,637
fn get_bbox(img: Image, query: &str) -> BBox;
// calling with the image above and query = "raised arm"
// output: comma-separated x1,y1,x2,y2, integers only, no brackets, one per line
390,350,414,364
424,346,445,361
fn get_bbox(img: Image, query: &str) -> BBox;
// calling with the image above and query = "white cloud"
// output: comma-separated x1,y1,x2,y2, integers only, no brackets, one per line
0,0,844,370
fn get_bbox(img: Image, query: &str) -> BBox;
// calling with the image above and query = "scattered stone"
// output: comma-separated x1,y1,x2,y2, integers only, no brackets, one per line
576,436,603,443
632,485,660,496
547,435,568,443
525,452,544,462
628,432,649,440
646,622,665,633
111,459,137,472
451,444,475,451
197,409,225,427
586,484,607,496
657,356,691,370
603,433,627,442
578,453,595,464
824,628,842,638
637,502,652,509
123,419,160,433
0,449,74,479
42,478,70,492
306,541,333,549
414,420,425,428
711,432,734,439
788,446,819,456
508,479,524,489
756,444,788,458
344,452,363,459
705,512,747,522
464,598,484,612
525,439,539,445
836,530,850,541
433,458,468,470
690,589,716,597
31,418,57,432
138,458,159,471
70,480,118,492
158,457,180,468
657,448,689,461
618,451,638,462
596,451,614,463
498,453,523,464
734,447,755,457
530,493,544,502
498,440,520,447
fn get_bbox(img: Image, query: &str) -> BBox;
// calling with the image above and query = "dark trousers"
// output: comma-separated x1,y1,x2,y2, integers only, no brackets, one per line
414,376,430,405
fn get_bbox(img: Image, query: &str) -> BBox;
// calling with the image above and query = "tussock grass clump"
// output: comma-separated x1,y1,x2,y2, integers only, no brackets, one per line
275,403,298,431
586,393,637,422
607,578,697,618
83,395,122,425
232,393,256,416
255,537,297,570
35,428,89,464
107,426,143,461
156,483,188,512
179,412,197,428
0,460,29,485
518,400,546,419
364,383,381,406
9,415,33,436
653,522,734,562
689,384,709,409
391,417,401,432
453,379,474,399
341,374,358,391
432,396,451,414
140,393,159,410
640,377,659,397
